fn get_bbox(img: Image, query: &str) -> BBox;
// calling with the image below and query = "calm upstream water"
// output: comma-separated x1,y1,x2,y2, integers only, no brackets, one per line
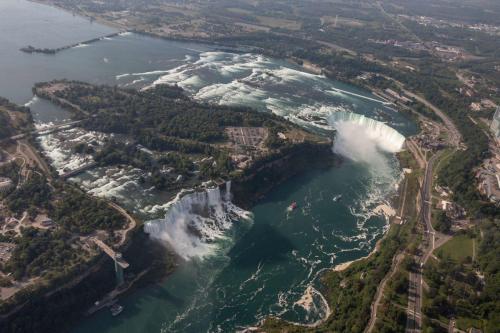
0,1,417,332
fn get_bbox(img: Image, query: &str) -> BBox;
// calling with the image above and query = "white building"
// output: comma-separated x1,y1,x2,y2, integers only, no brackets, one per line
491,106,500,142
0,177,13,194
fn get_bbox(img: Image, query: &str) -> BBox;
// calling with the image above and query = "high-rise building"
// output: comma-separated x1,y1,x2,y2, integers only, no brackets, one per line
491,106,500,141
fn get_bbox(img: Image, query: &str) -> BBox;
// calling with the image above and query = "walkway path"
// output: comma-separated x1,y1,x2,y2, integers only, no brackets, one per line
365,253,405,332
109,202,138,246
17,140,52,179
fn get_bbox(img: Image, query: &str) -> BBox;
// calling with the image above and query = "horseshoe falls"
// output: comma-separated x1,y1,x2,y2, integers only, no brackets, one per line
328,111,406,177
329,111,406,155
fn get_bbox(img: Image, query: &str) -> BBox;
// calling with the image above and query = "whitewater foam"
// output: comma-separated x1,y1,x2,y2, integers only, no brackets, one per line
144,183,251,260
24,95,38,107
329,111,405,160
37,128,109,174
72,43,89,48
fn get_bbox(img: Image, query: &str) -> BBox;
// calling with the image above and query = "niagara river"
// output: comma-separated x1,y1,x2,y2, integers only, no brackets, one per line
0,1,417,332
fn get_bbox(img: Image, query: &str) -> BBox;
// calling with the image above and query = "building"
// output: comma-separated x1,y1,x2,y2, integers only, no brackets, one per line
490,107,500,142
385,88,412,104
41,218,54,227
0,177,13,194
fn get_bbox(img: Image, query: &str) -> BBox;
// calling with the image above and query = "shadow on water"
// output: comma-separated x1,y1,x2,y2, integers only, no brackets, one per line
256,166,334,207
82,280,190,332
148,286,186,308
228,222,295,267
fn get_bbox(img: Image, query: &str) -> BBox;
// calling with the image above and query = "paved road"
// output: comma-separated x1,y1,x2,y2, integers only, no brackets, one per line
401,90,462,147
406,152,451,333
375,1,424,45
406,153,436,333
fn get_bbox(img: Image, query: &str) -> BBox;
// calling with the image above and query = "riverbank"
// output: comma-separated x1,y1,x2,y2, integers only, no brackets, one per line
28,0,127,30
259,130,422,331
25,1,385,103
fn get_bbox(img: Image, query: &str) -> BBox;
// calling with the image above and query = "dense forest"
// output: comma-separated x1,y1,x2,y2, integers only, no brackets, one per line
35,81,291,145
5,227,79,280
6,174,52,215
0,159,126,281
0,97,32,138
34,81,327,195
2,183,125,280
51,188,125,234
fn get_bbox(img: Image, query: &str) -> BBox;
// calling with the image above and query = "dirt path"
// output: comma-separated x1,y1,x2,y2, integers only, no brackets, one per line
398,176,409,220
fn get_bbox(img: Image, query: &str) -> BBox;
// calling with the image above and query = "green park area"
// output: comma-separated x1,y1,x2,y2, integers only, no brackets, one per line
436,234,474,262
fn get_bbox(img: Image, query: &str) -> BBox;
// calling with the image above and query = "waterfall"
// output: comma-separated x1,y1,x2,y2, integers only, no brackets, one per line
328,111,405,154
327,111,405,183
225,181,232,202
144,183,250,260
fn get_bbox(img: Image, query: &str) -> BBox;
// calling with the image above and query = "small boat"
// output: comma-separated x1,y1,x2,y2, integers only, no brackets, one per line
110,303,124,316
287,201,298,211
332,194,342,202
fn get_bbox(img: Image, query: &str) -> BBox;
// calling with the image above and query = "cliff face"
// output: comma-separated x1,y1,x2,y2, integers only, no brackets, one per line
231,141,339,209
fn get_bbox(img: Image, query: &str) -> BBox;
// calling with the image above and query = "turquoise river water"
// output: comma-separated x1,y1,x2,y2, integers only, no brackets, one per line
0,1,417,332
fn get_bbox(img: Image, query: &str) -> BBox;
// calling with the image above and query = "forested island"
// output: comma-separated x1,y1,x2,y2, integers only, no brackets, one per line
33,80,335,206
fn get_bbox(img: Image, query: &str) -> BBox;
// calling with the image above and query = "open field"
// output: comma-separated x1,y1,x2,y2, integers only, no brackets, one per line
436,234,474,262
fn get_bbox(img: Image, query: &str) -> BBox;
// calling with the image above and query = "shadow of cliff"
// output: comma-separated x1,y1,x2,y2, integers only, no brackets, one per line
228,222,295,267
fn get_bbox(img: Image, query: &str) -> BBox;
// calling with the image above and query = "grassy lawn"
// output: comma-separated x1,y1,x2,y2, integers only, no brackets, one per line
436,234,473,262
397,150,419,170
256,16,302,30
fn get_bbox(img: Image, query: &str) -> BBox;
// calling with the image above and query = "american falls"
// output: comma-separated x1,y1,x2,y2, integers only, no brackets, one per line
144,182,251,260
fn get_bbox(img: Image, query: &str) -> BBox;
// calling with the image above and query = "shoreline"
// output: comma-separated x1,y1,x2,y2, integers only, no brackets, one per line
27,0,387,102
333,162,406,273
256,159,407,330
275,151,410,329
27,0,127,30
